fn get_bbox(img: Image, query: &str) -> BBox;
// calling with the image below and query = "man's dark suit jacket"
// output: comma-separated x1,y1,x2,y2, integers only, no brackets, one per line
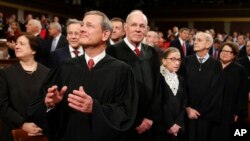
238,46,247,58
45,35,68,67
49,46,72,68
170,38,193,59
45,35,68,54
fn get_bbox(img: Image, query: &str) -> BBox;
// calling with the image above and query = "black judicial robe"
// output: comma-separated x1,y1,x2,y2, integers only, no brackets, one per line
107,41,160,124
237,56,250,92
107,41,161,141
0,63,49,141
211,62,248,141
180,55,224,141
42,55,138,141
153,74,187,141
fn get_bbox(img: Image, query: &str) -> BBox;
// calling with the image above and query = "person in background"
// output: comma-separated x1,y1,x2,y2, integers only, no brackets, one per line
5,21,21,58
0,33,49,141
145,30,163,58
109,17,125,45
153,47,186,141
211,42,248,141
50,19,83,68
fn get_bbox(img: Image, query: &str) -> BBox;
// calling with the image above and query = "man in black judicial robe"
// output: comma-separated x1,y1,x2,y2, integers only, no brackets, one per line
41,11,138,141
107,10,160,141
238,40,250,100
180,32,224,141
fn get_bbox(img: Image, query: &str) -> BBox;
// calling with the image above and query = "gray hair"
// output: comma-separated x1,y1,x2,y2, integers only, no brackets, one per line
49,22,62,32
29,19,42,33
84,10,112,32
196,31,214,47
126,10,148,25
66,18,82,27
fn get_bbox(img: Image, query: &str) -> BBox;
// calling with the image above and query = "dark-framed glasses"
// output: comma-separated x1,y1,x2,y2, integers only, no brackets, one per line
165,58,182,62
221,50,233,54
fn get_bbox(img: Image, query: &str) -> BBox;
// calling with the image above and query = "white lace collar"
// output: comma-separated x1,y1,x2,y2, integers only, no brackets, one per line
160,65,179,95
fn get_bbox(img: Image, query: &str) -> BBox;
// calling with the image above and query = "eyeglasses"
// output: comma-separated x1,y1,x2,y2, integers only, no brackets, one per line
165,58,182,62
67,32,80,36
221,50,233,54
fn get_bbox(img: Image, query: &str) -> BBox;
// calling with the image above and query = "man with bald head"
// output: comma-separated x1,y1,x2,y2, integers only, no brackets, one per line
180,32,224,141
107,10,160,141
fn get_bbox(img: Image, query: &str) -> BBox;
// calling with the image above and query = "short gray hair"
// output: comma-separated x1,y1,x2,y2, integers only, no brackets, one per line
49,22,62,32
126,10,148,25
84,10,112,32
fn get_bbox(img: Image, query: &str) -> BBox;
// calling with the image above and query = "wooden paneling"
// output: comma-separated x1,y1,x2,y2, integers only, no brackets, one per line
194,21,224,33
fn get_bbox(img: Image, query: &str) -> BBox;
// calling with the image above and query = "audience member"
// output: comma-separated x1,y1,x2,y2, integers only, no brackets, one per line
170,27,191,59
237,34,247,58
109,17,125,45
50,19,83,67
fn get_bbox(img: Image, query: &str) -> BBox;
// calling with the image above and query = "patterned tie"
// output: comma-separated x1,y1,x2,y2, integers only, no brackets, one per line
213,51,218,59
87,59,95,70
73,50,79,57
134,47,140,56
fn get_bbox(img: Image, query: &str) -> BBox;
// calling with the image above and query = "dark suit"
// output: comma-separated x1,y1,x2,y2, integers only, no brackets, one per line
45,35,68,67
45,35,68,53
107,40,161,141
209,46,219,59
238,46,247,58
50,47,71,68
170,38,192,59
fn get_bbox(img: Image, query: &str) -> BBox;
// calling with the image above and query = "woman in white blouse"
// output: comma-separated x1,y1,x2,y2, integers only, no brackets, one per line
153,47,187,141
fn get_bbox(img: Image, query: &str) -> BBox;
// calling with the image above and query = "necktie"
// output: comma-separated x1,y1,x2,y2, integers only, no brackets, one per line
87,59,95,70
51,38,57,52
73,50,79,57
182,42,186,56
213,51,218,59
134,47,140,56
198,58,204,71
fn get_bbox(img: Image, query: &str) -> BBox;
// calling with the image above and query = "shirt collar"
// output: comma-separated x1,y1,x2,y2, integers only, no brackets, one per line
178,37,185,45
54,33,61,40
69,46,84,56
85,50,106,67
196,53,210,63
124,37,142,51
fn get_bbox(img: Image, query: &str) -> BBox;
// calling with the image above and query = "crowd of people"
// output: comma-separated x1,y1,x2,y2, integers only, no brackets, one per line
0,9,249,141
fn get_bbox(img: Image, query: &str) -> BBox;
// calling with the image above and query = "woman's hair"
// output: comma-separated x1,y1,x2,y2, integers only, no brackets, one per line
218,41,239,62
162,47,180,59
18,33,41,60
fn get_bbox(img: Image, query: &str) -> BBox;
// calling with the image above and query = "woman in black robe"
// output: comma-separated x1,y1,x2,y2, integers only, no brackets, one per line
0,33,49,141
211,42,248,141
153,47,187,141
